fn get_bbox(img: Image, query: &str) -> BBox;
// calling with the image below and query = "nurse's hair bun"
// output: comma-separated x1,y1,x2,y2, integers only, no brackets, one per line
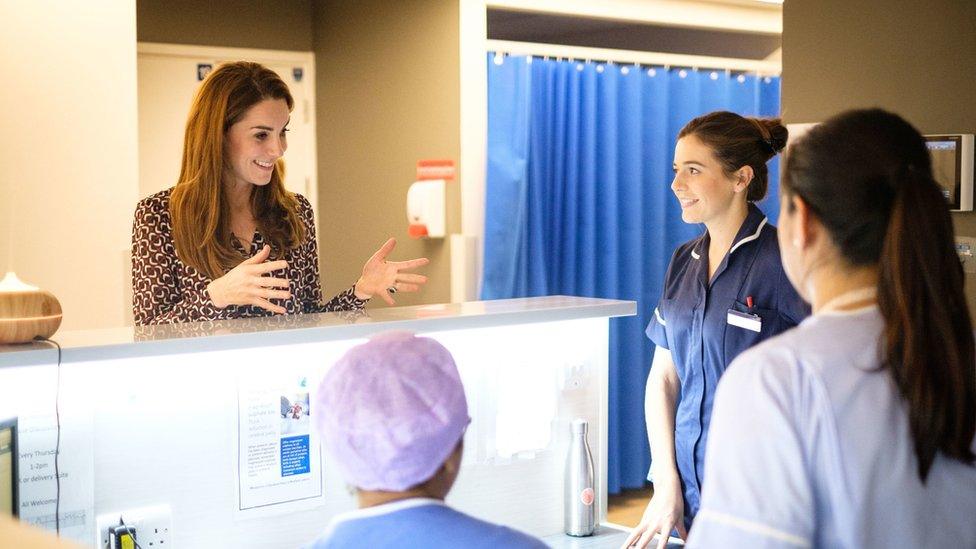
751,118,789,156
679,111,787,202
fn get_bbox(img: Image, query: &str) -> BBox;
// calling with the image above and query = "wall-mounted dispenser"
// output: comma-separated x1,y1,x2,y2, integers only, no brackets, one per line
407,179,446,238
407,159,454,239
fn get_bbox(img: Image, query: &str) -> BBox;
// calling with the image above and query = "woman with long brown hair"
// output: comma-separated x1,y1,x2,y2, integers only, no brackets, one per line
132,62,427,325
688,109,976,547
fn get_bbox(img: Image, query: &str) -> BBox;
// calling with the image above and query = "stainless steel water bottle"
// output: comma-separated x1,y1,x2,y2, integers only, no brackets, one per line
565,418,596,536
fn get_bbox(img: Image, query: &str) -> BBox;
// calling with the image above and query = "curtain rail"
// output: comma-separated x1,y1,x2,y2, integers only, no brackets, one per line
486,39,781,76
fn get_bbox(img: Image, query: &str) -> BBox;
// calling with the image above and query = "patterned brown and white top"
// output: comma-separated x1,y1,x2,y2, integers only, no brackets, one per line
131,188,367,326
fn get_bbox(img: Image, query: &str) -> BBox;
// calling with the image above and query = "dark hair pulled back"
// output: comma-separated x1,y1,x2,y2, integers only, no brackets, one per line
678,111,788,202
782,108,975,481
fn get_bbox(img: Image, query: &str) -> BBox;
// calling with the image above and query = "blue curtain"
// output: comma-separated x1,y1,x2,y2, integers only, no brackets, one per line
483,54,782,494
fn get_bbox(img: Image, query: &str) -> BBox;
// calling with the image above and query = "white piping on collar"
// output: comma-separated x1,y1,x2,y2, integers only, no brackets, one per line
728,217,768,255
691,226,708,260
316,497,446,541
654,307,667,326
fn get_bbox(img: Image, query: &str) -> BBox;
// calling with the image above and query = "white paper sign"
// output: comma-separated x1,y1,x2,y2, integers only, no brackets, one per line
18,412,94,543
237,371,322,514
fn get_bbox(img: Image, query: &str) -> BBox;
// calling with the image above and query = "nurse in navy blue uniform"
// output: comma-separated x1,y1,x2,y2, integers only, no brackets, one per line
625,112,808,549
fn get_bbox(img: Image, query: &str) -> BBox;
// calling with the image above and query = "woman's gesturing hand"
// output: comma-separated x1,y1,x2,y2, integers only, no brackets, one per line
206,245,291,313
621,477,687,549
354,238,429,305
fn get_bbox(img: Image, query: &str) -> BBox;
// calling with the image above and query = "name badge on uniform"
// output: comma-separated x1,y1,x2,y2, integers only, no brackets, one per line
727,309,761,332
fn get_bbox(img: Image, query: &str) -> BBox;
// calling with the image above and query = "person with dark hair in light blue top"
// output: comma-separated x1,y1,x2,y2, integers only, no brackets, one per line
688,109,976,548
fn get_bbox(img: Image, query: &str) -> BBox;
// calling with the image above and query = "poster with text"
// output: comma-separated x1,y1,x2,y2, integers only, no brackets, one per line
237,371,322,514
17,412,94,543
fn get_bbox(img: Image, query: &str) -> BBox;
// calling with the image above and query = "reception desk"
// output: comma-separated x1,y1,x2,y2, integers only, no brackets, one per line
0,296,637,548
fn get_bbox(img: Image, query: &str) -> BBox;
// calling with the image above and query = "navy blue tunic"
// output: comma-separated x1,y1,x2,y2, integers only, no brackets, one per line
645,203,808,528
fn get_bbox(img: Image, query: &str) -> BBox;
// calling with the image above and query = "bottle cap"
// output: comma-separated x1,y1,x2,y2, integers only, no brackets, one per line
572,418,588,434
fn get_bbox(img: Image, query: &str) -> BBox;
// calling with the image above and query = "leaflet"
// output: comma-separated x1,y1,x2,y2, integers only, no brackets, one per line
18,412,95,544
237,371,322,514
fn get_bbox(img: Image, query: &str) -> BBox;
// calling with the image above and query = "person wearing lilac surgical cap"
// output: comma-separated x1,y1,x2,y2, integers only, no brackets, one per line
306,331,546,549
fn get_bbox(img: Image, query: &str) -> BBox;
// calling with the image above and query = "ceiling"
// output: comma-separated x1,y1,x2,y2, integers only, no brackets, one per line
487,7,782,60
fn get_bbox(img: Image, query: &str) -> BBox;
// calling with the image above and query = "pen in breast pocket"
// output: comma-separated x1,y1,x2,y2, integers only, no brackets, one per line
746,296,754,309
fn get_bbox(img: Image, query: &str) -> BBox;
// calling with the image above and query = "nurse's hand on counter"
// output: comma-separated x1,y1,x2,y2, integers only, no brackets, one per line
206,245,291,314
622,477,687,549
354,238,429,305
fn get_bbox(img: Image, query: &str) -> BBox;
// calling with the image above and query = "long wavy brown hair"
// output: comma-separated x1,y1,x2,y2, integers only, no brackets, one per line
170,61,304,279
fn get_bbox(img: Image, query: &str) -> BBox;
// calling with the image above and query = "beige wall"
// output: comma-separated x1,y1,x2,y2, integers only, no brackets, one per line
0,0,139,330
137,0,313,51
313,0,461,306
783,0,976,313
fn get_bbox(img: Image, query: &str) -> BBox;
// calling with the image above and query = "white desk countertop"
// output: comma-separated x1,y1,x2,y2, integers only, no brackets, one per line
0,295,635,368
0,296,639,546
543,523,685,548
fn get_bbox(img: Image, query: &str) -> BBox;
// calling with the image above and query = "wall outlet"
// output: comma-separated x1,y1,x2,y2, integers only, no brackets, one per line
96,504,173,548
957,236,976,273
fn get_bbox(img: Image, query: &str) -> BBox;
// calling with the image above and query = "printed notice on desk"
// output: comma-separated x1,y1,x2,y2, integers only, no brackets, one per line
17,412,95,543
237,369,322,515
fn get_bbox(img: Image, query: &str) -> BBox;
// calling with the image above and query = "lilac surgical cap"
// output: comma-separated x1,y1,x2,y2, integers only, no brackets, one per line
314,331,470,491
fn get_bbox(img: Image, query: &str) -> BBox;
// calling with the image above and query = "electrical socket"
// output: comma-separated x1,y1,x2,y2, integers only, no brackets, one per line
96,504,173,548
957,237,976,274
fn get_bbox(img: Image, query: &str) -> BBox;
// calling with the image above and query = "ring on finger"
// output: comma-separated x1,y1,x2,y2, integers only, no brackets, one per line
387,285,398,294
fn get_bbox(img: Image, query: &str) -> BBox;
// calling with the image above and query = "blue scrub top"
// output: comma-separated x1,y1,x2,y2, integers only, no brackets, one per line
307,498,547,549
645,203,808,527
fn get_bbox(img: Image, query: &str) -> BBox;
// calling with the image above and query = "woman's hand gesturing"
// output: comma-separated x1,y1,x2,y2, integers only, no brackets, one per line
354,238,429,305
206,245,291,313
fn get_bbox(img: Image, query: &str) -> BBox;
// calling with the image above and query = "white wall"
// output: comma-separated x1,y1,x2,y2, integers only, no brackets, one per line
0,0,139,330
456,0,490,301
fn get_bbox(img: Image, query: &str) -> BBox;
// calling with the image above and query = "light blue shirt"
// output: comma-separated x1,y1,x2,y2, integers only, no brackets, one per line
306,498,547,549
688,306,976,548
